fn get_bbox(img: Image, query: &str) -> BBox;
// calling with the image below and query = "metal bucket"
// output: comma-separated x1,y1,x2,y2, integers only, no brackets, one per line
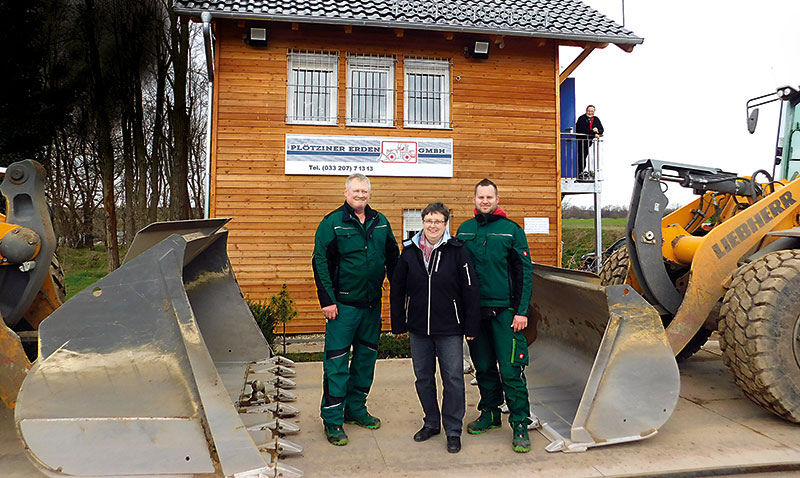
15,219,275,477
526,264,679,452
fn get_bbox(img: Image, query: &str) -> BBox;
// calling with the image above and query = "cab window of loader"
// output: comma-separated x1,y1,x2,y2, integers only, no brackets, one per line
790,102,800,161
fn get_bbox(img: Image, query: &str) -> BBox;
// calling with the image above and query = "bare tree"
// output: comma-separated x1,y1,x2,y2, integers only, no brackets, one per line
167,5,191,220
20,0,209,257
80,0,120,270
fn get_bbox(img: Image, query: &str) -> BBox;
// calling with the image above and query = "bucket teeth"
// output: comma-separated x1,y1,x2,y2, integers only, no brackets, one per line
251,364,296,377
529,415,541,429
231,465,277,478
268,462,304,478
270,355,296,367
240,404,274,414
248,419,301,435
267,376,297,389
258,437,304,456
463,359,474,374
239,400,300,418
266,402,300,417
267,389,297,402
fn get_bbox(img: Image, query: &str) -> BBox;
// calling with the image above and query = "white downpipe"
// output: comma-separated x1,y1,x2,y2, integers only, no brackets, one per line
204,82,212,219
201,12,214,219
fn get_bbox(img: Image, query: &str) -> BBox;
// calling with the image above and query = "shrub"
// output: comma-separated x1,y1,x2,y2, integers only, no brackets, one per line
249,284,298,347
248,298,277,346
378,333,411,359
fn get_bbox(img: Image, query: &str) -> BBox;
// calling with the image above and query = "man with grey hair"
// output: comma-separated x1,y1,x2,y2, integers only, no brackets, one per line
312,173,399,446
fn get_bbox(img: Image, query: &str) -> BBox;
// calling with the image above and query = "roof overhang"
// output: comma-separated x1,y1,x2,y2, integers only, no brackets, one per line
174,8,644,51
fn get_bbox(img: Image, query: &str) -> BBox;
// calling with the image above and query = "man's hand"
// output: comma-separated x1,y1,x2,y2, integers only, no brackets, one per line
466,336,474,341
322,304,338,320
511,314,527,332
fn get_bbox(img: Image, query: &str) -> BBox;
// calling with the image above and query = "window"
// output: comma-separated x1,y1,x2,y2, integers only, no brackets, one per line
403,209,423,241
404,58,451,129
346,55,395,127
286,51,338,125
403,209,451,241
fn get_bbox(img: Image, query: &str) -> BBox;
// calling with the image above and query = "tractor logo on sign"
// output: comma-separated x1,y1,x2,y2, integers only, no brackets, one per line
379,141,417,163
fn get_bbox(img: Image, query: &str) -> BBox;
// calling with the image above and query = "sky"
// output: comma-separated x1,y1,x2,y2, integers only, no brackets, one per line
562,0,800,207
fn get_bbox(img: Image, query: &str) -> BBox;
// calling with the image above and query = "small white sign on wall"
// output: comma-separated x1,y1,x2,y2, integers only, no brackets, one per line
524,217,549,234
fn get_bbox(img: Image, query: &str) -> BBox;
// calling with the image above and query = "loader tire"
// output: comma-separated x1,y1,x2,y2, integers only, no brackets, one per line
599,246,630,286
50,253,67,303
599,244,712,361
719,250,800,422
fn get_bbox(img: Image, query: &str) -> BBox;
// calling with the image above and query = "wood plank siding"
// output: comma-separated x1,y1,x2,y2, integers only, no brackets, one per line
210,21,562,333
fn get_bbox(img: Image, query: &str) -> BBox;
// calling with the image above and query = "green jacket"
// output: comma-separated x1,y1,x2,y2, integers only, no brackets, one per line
456,208,533,315
312,202,399,308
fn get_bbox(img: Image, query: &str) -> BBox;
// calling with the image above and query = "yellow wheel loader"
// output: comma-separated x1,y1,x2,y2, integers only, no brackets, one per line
0,160,300,477
0,160,65,410
599,85,800,424
524,85,800,453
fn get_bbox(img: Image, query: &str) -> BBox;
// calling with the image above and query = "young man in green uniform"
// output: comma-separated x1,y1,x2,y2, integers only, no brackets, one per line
456,178,534,453
312,174,399,446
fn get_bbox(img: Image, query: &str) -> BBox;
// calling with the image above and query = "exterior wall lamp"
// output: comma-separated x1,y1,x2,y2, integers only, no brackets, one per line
471,41,490,59
247,25,268,47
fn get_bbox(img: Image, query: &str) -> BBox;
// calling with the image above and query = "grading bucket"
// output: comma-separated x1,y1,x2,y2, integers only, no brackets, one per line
526,264,679,452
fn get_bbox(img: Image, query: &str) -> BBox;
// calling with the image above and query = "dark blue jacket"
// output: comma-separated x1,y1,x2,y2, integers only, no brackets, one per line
390,233,481,337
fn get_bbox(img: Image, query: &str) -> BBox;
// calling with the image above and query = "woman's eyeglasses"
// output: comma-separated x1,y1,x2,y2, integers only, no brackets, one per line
423,219,446,226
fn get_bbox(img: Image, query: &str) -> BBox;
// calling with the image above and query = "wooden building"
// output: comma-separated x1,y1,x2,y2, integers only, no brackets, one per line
175,0,642,333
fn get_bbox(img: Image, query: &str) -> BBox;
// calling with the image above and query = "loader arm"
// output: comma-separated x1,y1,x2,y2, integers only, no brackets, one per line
624,160,800,355
0,160,61,410
666,179,800,354
0,160,58,328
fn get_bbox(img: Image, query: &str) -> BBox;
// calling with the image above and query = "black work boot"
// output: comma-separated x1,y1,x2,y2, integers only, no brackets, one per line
324,423,348,446
466,408,501,434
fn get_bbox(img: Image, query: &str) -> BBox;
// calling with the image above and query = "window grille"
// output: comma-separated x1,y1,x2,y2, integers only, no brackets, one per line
346,54,395,127
403,209,423,241
404,58,451,129
286,50,338,125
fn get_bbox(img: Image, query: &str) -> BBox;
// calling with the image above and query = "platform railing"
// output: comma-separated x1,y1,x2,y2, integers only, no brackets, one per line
560,131,604,273
561,132,602,182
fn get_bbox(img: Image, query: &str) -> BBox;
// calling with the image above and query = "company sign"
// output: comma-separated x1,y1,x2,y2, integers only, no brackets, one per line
285,134,453,177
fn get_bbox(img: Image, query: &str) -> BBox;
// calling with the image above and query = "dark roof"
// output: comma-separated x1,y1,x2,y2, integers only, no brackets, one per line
174,0,642,47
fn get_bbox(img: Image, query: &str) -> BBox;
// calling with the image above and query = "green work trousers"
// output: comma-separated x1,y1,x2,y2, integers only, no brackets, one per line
468,308,532,426
320,303,381,426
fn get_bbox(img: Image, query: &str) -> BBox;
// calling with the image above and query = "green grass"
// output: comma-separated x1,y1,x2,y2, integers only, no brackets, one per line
281,333,412,363
563,218,627,228
561,220,626,270
284,352,324,362
59,246,112,299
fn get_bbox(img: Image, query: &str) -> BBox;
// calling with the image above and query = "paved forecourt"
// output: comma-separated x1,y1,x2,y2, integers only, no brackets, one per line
3,341,800,477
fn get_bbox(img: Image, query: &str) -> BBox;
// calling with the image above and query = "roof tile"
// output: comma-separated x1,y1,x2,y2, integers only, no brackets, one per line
175,0,642,45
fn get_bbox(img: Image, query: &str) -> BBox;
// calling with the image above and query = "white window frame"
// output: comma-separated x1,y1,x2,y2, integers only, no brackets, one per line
403,209,451,241
403,209,423,241
404,58,451,129
346,54,395,127
286,51,338,125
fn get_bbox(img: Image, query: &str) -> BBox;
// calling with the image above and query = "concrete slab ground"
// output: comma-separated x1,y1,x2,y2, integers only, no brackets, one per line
279,341,800,478
3,340,800,477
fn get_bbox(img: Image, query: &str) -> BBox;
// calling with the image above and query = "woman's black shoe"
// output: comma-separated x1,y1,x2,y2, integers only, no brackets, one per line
446,436,461,453
413,426,440,442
